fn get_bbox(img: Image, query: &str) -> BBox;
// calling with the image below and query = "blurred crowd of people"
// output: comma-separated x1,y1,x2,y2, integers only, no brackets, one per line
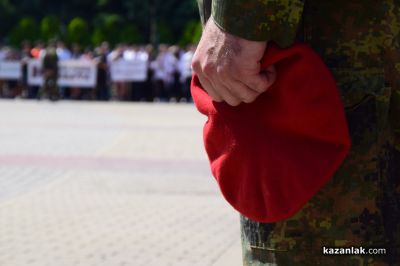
0,41,195,102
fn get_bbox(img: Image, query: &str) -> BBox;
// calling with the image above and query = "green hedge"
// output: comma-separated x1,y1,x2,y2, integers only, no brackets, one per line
6,16,201,47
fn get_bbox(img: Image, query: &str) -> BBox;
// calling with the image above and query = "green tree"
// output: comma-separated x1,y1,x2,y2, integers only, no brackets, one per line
158,21,174,44
2,0,200,46
119,24,142,44
9,17,39,46
192,21,202,44
40,15,61,41
180,20,202,46
103,14,123,45
0,0,16,38
91,27,107,46
92,13,123,45
0,0,14,15
67,17,89,45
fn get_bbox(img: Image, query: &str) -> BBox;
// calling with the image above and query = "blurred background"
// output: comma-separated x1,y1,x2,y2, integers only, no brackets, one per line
0,0,202,101
0,1,242,266
0,0,202,46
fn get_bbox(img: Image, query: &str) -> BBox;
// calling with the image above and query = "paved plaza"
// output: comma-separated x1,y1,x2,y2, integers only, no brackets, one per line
0,100,242,266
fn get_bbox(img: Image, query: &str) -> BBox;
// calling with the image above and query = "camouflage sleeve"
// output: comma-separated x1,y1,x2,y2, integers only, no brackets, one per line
197,0,212,26
211,0,305,47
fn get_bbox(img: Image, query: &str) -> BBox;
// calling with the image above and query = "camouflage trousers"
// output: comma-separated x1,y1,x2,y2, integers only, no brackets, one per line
39,72,59,100
241,71,400,266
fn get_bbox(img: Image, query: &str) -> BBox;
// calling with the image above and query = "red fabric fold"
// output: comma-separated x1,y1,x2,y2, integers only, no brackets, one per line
191,43,351,223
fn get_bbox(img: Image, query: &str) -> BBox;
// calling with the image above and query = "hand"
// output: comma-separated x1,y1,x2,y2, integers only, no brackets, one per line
192,18,276,106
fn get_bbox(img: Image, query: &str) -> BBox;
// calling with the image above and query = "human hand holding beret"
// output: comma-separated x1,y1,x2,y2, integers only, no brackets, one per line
191,43,351,223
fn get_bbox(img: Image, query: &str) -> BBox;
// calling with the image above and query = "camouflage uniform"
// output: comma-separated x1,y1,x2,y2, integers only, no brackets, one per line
40,47,59,101
197,1,400,265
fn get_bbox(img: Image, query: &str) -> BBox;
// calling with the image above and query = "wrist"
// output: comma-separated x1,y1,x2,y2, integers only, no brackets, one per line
208,18,267,55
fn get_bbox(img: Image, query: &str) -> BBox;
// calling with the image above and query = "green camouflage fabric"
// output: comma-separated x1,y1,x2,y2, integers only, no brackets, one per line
197,0,212,26
40,47,59,101
198,0,305,45
213,0,304,45
197,0,400,265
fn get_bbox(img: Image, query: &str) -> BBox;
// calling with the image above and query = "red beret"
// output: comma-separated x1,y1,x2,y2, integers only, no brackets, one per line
191,43,351,223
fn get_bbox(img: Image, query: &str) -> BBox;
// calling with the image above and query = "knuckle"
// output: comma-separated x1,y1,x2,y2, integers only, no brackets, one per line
242,95,254,103
241,92,257,103
203,63,215,76
251,80,267,93
216,65,224,75
243,96,257,104
213,96,223,102
226,97,240,106
191,60,201,73
255,85,268,93
216,68,229,81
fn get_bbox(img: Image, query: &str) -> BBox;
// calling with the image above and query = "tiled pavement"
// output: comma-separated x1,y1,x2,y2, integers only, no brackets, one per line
0,100,242,266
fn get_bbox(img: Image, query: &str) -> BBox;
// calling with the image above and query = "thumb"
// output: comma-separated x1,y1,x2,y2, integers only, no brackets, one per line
263,65,277,89
246,64,277,93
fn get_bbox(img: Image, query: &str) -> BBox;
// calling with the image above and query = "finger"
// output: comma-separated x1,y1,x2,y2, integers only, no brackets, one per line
224,79,259,104
263,65,277,88
197,74,223,102
215,65,259,104
212,79,242,106
241,64,277,93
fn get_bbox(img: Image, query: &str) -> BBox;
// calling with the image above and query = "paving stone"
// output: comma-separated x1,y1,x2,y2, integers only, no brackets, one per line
0,100,242,266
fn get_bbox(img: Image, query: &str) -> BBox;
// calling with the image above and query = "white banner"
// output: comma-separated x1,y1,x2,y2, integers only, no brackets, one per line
27,60,42,86
0,61,21,80
28,60,97,88
59,60,97,88
110,59,148,82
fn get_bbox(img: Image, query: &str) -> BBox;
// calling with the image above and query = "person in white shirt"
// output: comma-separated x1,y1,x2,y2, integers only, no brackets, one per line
152,44,178,101
56,41,71,61
0,45,6,61
128,45,149,101
109,44,129,100
178,45,195,102
123,45,136,61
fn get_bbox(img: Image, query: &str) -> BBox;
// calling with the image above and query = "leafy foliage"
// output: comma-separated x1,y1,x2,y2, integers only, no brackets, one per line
1,0,201,46
40,15,61,41
180,20,202,46
91,28,107,47
119,24,143,44
67,17,89,45
158,21,174,44
9,17,39,46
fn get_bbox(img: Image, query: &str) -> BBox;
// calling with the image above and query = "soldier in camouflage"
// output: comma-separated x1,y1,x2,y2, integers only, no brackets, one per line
39,41,59,101
193,0,400,265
